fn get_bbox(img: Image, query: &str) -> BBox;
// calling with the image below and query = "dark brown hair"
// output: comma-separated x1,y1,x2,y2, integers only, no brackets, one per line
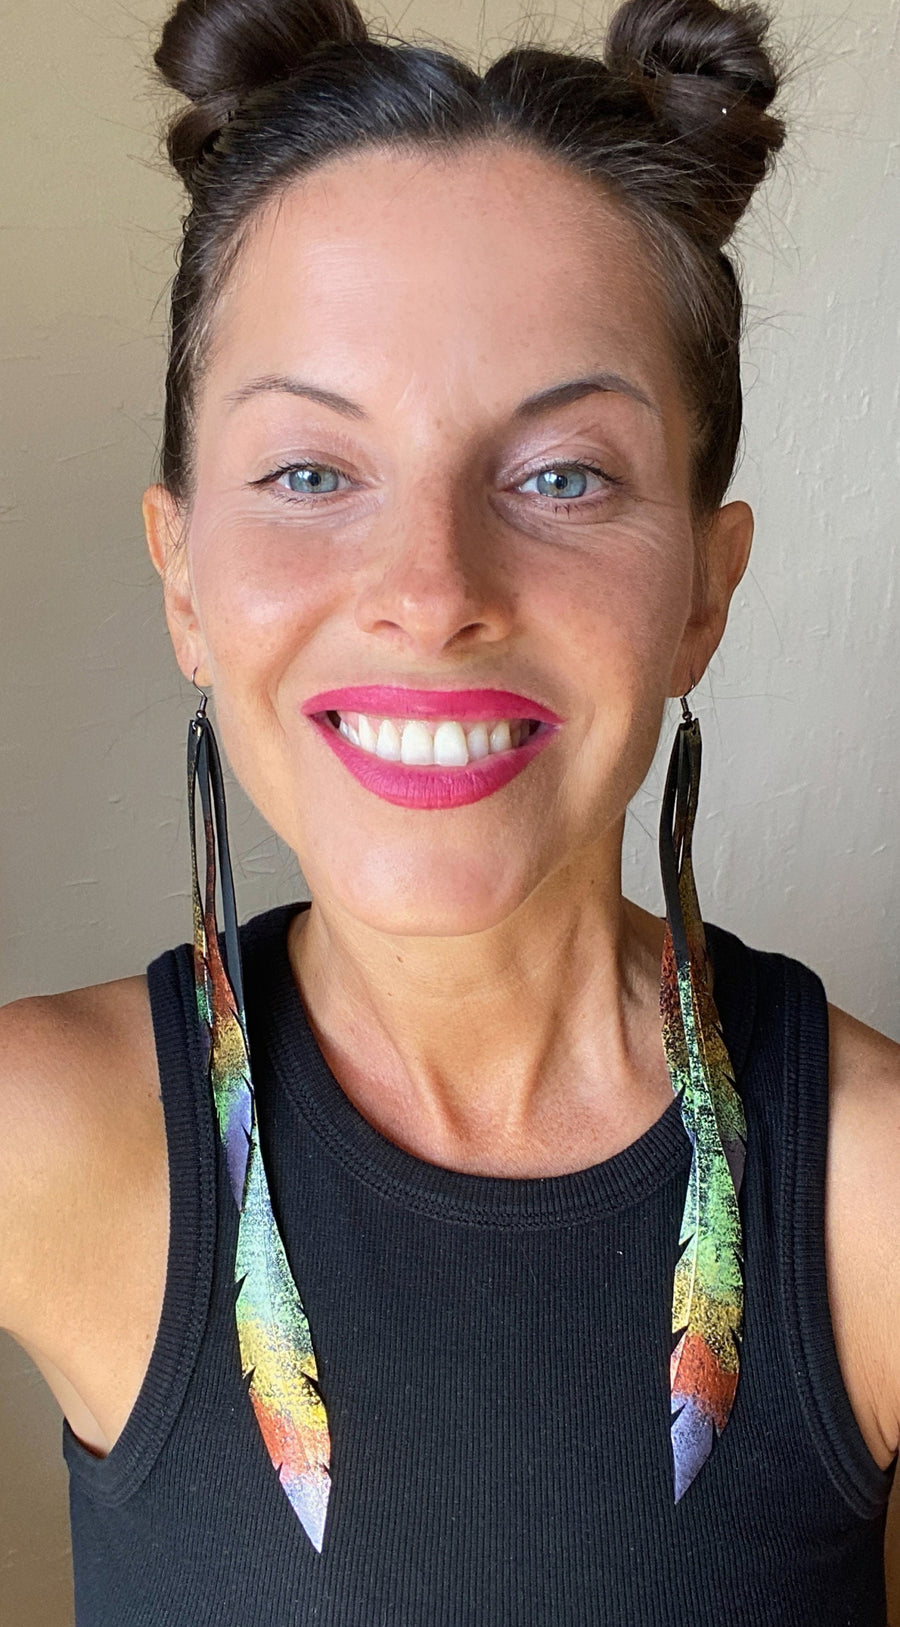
154,0,786,514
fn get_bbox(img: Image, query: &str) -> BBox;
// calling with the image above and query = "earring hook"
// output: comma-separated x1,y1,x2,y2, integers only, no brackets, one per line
191,666,208,721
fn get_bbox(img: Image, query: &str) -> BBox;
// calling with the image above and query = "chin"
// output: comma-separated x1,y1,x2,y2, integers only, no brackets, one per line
300,824,549,939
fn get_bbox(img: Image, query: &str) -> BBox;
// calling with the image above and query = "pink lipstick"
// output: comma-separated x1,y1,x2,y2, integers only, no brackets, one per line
302,686,561,810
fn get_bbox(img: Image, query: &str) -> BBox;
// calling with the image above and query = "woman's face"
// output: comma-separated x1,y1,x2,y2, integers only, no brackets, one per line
147,142,750,936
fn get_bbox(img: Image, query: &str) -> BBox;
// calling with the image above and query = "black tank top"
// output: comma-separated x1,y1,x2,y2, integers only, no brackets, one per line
64,902,896,1624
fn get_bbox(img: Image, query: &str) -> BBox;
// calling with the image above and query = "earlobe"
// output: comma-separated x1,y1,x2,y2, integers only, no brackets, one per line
142,484,208,684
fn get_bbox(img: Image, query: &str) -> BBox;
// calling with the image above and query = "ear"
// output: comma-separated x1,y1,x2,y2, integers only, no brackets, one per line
669,500,754,697
143,484,211,687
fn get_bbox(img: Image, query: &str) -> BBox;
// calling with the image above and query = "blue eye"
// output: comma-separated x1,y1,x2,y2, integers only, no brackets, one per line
280,464,342,495
517,463,611,502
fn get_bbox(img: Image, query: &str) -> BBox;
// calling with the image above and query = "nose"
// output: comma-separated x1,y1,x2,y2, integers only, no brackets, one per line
354,488,515,659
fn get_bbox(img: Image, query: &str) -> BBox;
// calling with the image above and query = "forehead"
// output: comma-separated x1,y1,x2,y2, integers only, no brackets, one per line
204,141,679,420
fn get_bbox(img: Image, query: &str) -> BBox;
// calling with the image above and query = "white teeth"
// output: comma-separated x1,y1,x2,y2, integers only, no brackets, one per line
466,722,490,760
336,710,532,767
375,719,402,761
400,719,435,765
358,713,379,753
433,720,469,766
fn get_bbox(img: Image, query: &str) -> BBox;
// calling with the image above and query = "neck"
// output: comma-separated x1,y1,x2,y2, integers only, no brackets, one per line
288,839,670,1177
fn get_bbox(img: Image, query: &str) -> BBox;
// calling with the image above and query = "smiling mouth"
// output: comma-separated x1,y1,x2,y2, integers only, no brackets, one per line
320,709,544,767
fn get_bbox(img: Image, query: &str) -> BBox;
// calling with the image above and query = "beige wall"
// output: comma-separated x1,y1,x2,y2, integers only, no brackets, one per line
1,0,897,1619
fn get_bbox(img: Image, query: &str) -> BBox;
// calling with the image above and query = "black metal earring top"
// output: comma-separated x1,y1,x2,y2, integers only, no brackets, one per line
191,666,208,725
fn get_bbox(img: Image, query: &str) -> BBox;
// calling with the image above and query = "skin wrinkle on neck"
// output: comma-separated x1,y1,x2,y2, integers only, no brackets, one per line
288,850,673,1177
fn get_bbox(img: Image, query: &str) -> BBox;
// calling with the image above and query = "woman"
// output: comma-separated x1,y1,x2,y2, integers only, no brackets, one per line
1,0,897,1620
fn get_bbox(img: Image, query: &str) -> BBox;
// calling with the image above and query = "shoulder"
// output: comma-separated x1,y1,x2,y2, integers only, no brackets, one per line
0,977,163,1344
0,973,160,1148
824,1002,900,1467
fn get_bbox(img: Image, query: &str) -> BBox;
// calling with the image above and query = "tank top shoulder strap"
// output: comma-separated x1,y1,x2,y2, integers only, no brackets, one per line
706,922,896,1517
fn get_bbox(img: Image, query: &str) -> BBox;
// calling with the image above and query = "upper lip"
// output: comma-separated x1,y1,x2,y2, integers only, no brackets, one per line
302,686,563,724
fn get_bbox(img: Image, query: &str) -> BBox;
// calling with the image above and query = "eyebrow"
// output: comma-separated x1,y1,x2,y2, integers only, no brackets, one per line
223,370,659,422
514,372,659,419
224,375,368,418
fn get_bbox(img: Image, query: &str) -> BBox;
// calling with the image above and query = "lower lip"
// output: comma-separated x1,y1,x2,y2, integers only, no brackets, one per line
308,716,557,809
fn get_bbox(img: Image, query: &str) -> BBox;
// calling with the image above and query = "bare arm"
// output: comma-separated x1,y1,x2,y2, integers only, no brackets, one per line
0,993,92,1345
0,983,167,1446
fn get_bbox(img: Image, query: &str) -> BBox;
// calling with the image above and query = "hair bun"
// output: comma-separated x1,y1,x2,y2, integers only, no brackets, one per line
606,0,785,242
155,0,369,184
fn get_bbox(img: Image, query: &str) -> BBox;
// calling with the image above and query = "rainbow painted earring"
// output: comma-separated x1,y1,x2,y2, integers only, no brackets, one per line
186,672,332,1551
658,694,746,1500
184,675,744,1548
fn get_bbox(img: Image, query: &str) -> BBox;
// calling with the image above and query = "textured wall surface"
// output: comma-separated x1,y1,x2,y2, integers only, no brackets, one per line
1,0,897,1619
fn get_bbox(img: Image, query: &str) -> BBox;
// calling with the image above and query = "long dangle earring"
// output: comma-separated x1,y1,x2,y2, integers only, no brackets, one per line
187,671,332,1550
658,693,746,1501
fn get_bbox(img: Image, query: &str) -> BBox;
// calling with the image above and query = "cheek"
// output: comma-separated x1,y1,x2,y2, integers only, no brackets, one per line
529,525,694,814
187,501,348,682
527,522,694,698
